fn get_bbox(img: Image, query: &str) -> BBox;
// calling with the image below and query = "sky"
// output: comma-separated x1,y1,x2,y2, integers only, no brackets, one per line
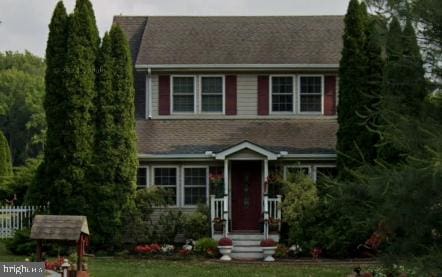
0,0,349,57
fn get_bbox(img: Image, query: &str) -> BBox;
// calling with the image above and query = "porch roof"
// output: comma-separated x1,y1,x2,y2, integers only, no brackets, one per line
136,119,337,157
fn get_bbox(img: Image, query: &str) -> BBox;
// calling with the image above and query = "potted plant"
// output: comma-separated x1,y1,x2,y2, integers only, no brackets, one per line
260,239,277,262
212,217,225,232
217,237,233,261
268,217,280,233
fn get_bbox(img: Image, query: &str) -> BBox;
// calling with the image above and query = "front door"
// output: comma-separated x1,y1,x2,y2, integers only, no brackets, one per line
231,161,262,231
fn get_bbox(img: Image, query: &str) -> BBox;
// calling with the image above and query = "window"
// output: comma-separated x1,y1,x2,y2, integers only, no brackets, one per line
201,76,223,112
137,167,148,188
154,167,177,205
299,76,323,113
183,167,208,206
271,76,294,112
172,76,195,113
285,166,312,180
315,166,337,183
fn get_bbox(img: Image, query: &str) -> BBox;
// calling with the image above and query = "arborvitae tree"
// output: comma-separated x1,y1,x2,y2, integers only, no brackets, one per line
33,1,68,204
48,0,99,214
401,19,427,113
336,0,369,173
92,26,137,249
0,131,13,178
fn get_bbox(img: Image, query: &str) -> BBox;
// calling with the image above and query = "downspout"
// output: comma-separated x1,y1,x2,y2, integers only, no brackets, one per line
146,67,152,119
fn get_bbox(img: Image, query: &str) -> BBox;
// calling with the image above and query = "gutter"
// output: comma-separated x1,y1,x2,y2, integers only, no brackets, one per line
137,153,337,161
135,64,339,71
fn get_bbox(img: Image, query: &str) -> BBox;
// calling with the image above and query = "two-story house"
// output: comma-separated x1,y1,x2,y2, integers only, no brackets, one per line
116,15,343,259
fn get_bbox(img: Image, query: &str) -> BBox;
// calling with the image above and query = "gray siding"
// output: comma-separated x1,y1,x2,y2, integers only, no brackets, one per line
237,75,258,116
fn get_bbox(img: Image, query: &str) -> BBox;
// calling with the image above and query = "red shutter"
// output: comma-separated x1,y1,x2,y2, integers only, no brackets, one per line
257,76,269,115
225,75,237,115
159,75,171,115
324,76,337,116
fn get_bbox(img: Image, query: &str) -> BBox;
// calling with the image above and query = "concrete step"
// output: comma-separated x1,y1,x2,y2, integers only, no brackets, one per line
231,251,263,260
233,240,261,246
232,246,262,252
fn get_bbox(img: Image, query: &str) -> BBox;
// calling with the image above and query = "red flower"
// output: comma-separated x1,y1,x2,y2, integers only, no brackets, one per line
150,243,161,253
179,249,191,256
260,239,276,247
218,237,233,246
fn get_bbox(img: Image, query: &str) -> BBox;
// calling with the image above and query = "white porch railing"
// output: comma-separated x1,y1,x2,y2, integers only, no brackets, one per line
210,195,225,237
0,205,46,239
263,195,282,239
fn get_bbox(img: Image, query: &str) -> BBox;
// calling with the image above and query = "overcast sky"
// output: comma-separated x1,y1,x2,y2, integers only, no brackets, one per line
0,0,349,57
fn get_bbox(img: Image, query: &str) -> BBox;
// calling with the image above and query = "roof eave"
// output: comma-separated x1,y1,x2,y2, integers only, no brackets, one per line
135,64,339,72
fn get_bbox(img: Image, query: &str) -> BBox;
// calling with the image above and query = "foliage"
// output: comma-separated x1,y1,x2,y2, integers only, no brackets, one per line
281,173,319,225
5,229,35,256
194,238,218,257
122,187,168,245
260,239,276,247
274,244,288,258
183,204,210,240
0,52,46,166
0,130,12,180
90,24,137,250
218,237,232,246
337,0,372,172
157,210,185,244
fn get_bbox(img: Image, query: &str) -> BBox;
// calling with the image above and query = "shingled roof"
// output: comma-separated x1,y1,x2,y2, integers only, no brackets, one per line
136,119,337,155
30,215,89,241
114,16,344,66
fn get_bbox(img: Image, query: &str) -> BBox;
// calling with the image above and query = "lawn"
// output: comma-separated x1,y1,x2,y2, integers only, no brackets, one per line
0,242,358,277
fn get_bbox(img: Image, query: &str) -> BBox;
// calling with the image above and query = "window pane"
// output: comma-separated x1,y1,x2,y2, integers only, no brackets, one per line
272,77,293,93
202,77,222,94
272,94,293,112
202,95,223,112
154,168,177,186
173,95,194,112
300,76,321,94
184,187,207,205
137,168,147,188
184,168,207,187
300,95,321,112
173,77,194,94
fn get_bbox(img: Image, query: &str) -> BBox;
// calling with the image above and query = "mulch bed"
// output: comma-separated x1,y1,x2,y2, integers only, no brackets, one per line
206,258,379,266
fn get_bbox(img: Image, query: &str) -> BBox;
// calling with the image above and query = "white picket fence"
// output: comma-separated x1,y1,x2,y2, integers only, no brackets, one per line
0,205,46,239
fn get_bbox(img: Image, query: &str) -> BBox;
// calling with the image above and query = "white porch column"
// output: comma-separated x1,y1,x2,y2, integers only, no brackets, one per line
263,158,269,239
223,159,229,237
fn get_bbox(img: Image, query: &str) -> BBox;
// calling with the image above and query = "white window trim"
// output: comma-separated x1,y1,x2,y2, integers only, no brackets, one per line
137,165,150,188
199,75,225,114
181,165,209,208
297,75,324,115
152,165,180,207
269,74,297,114
313,164,336,182
283,165,313,180
170,75,197,114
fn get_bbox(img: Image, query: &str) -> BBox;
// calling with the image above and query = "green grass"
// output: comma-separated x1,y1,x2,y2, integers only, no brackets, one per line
0,242,355,277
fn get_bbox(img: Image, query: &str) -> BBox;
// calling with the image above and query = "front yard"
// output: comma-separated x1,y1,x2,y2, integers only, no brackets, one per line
0,242,365,277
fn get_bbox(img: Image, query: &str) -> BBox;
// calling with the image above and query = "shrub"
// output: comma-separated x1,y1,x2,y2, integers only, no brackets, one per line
157,210,184,244
194,237,218,257
218,237,232,246
183,204,210,240
275,244,288,258
5,228,36,255
122,187,168,244
260,239,276,247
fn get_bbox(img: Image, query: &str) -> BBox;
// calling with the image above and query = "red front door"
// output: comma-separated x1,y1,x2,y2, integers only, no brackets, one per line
231,161,262,231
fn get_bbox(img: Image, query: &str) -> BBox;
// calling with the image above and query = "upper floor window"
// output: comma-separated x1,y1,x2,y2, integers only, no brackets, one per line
299,76,323,113
201,76,224,113
172,76,195,113
271,76,294,112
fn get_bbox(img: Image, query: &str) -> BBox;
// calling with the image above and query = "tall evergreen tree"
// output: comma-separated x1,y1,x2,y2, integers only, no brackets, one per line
336,0,370,172
34,1,68,204
47,0,99,214
0,130,13,179
91,26,137,248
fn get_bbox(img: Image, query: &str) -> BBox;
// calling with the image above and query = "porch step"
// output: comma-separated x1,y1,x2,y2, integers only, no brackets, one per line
214,232,280,260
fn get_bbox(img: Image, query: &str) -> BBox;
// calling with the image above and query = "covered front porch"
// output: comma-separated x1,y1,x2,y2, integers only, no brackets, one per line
208,141,282,241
